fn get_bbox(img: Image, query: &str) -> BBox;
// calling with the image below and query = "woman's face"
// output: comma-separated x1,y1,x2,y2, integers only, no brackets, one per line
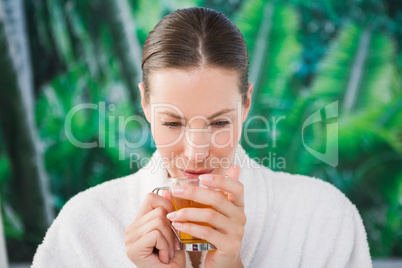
139,67,252,178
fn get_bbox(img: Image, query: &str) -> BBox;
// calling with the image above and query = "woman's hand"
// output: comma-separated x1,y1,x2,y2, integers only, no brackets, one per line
167,165,245,268
125,192,185,267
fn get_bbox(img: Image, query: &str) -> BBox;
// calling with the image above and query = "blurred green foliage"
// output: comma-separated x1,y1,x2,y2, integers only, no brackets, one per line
0,0,401,262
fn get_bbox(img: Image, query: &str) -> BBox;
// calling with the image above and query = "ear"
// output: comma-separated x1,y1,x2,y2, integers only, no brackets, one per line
242,83,253,123
139,82,151,122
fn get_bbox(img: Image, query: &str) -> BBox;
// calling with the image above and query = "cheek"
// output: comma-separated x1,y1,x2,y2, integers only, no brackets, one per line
210,145,238,173
211,130,233,147
211,120,242,148
152,125,184,147
210,121,242,162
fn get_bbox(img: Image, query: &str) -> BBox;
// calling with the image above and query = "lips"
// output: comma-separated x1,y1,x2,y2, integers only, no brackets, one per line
181,169,214,178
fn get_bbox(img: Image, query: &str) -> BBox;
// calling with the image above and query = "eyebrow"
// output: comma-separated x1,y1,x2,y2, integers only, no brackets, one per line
159,108,235,120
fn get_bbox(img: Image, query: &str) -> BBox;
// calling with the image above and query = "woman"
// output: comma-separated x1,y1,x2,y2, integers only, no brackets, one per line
33,7,372,268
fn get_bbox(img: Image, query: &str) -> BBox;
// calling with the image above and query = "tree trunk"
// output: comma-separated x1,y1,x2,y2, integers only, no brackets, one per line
0,196,8,268
0,0,54,257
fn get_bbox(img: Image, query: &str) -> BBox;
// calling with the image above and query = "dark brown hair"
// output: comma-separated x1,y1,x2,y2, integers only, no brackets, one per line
141,7,249,103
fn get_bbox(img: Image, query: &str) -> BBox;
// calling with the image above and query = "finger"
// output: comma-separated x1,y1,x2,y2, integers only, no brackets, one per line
168,248,186,267
174,236,181,251
128,213,175,256
196,171,245,208
199,174,244,207
171,185,238,218
162,189,172,202
136,193,175,220
130,229,171,265
167,208,235,234
130,206,170,231
172,221,240,254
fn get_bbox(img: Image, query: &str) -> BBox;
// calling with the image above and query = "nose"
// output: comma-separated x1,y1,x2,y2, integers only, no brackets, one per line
184,127,210,163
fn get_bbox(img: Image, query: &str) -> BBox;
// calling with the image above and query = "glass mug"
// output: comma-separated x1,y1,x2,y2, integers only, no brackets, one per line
152,177,227,251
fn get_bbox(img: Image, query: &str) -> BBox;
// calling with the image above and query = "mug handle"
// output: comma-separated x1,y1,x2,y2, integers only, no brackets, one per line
152,186,182,246
152,186,169,195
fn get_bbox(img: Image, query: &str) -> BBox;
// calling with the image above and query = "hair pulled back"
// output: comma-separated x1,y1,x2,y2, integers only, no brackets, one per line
141,7,249,103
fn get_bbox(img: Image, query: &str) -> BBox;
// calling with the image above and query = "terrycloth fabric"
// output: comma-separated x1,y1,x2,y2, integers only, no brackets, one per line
32,145,372,267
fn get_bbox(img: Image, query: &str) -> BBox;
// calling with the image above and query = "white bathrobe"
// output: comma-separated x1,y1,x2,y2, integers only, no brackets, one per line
32,145,372,267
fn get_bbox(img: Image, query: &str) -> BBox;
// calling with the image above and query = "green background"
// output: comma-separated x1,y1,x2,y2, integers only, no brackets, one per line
0,0,401,262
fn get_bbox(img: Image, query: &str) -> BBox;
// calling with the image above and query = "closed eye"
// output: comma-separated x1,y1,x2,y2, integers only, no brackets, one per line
162,122,183,128
162,120,231,128
211,120,231,128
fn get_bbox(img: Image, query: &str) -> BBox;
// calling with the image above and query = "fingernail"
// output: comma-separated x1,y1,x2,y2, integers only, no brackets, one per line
172,186,184,194
172,221,183,229
175,239,180,250
166,211,176,220
199,174,212,181
160,253,169,264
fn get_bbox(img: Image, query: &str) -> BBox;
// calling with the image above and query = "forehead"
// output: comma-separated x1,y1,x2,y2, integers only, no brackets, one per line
148,67,241,117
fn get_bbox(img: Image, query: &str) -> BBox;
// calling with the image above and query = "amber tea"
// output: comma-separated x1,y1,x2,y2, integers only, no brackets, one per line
152,176,226,251
171,195,215,244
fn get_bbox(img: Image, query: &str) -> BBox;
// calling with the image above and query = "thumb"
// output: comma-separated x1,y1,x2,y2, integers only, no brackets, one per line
225,165,240,180
161,183,172,201
161,189,172,202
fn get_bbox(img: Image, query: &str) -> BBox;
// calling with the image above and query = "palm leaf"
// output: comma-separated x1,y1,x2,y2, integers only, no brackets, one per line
309,23,394,114
64,2,100,77
101,0,143,111
296,23,396,170
134,0,200,44
46,0,75,65
36,62,153,208
236,0,300,102
23,0,65,89
295,93,402,256
235,0,301,159
274,19,401,255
